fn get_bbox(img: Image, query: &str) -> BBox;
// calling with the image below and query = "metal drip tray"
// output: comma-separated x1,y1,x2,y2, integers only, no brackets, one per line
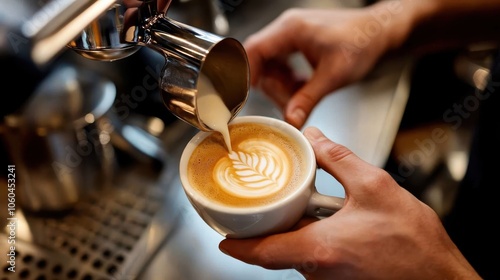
1,166,181,280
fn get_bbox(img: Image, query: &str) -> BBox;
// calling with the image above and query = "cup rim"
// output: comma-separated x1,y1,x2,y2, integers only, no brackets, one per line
179,115,316,214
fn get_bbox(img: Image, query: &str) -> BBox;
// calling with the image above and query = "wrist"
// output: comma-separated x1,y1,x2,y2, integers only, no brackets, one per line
366,0,439,55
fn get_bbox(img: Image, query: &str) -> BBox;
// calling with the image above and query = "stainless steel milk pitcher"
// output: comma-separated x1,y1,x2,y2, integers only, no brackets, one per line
68,0,250,131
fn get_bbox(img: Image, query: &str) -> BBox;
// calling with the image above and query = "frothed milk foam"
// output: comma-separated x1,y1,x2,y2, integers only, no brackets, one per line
187,122,306,207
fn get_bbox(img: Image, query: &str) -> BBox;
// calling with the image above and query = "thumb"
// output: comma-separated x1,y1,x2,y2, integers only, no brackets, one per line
303,127,381,193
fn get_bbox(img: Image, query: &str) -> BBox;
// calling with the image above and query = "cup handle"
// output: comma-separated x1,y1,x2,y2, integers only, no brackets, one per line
305,190,344,217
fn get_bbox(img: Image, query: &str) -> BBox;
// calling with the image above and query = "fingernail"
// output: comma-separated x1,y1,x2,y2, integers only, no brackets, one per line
219,244,230,256
304,127,324,143
290,108,306,128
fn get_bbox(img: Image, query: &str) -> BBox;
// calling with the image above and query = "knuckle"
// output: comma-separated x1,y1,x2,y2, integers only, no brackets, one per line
279,8,307,30
296,91,319,110
323,142,352,163
255,251,279,269
280,8,302,21
243,33,259,48
360,169,394,192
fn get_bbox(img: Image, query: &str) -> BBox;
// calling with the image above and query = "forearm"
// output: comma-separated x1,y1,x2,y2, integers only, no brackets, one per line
376,0,500,56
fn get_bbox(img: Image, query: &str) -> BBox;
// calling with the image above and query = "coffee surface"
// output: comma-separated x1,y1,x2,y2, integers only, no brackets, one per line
187,122,306,207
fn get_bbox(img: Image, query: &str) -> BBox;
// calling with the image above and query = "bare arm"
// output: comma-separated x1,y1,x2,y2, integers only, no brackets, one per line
388,0,500,55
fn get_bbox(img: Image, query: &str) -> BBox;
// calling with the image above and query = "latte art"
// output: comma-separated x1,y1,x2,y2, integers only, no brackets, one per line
214,140,290,198
187,122,306,208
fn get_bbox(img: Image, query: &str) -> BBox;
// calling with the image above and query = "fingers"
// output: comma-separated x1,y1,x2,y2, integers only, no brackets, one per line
303,127,380,192
284,70,337,129
259,59,305,109
244,11,341,129
219,225,314,270
290,216,319,231
244,19,297,88
285,53,352,129
243,21,298,111
219,217,317,269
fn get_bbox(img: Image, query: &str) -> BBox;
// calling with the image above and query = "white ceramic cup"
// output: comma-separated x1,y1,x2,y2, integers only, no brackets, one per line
179,115,344,238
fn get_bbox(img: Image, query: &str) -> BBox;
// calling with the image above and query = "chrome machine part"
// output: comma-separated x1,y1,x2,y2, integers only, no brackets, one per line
1,65,117,213
24,0,119,66
0,166,182,280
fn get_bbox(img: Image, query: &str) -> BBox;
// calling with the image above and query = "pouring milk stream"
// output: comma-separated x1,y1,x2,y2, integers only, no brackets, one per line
196,73,233,152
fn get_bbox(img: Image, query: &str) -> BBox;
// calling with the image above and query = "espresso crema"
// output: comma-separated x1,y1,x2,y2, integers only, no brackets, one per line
187,122,306,207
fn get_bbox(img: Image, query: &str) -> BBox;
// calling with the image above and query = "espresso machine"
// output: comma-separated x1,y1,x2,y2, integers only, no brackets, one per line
0,0,248,279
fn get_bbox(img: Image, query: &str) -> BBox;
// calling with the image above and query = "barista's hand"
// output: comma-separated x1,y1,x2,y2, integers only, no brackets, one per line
244,3,410,129
219,127,480,280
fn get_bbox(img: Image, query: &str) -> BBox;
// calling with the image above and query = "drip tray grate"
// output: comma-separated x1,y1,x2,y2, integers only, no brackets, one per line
1,167,180,280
